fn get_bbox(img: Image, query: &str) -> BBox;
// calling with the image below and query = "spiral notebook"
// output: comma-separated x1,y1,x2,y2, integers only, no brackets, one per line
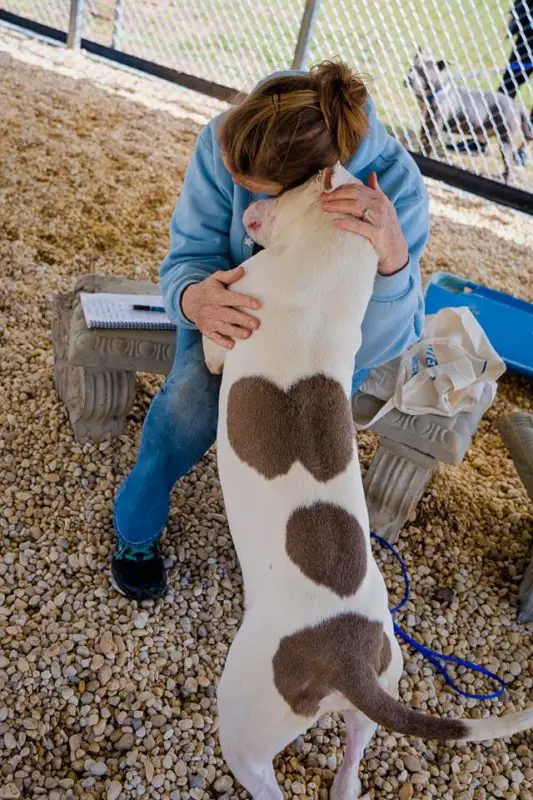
80,292,176,331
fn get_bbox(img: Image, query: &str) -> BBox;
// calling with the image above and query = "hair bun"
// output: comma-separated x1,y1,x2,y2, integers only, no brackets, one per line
311,60,369,162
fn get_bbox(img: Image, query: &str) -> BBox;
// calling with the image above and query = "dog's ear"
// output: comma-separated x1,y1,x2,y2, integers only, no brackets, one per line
318,163,360,193
321,167,334,192
436,59,449,71
331,163,359,191
321,163,361,193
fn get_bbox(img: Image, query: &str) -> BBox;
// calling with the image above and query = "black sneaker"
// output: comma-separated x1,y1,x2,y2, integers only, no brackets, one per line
111,534,167,601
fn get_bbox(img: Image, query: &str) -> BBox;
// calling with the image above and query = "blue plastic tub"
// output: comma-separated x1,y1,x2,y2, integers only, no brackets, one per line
424,272,533,378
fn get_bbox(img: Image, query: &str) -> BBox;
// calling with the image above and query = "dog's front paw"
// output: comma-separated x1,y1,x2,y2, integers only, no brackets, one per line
202,335,227,375
206,359,224,375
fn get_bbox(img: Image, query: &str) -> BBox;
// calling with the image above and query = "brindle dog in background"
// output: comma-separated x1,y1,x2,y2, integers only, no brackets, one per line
405,51,533,183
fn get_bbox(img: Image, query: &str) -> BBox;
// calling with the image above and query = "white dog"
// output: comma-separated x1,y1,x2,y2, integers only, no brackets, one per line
203,164,533,800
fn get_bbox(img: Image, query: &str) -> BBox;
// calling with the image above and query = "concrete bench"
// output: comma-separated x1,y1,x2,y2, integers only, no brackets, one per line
497,412,533,622
51,274,492,543
51,274,175,440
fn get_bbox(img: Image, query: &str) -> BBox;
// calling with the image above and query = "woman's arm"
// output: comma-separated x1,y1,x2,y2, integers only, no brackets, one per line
159,123,234,328
320,168,428,388
354,188,428,384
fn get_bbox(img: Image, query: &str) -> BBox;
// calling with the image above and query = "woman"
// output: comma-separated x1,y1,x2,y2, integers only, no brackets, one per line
112,61,429,600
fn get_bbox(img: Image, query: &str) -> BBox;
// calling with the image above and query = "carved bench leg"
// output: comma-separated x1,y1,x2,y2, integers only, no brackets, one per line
51,291,136,441
497,412,533,500
364,437,437,543
61,365,136,441
497,412,533,622
518,554,533,623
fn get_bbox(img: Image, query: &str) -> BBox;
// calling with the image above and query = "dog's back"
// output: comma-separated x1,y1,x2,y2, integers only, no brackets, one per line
216,170,380,619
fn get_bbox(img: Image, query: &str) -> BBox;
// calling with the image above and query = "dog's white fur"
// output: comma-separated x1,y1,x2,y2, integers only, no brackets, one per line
203,165,533,799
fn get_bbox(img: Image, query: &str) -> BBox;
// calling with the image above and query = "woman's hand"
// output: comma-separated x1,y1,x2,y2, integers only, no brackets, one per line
181,266,261,350
321,172,409,275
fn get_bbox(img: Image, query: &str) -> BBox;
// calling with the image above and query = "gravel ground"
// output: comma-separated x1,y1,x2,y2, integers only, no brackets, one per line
1,30,533,800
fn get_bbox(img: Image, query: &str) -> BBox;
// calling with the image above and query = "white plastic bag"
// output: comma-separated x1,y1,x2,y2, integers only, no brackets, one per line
357,307,506,428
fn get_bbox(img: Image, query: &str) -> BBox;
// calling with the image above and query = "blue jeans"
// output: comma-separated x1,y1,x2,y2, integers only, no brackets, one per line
114,329,368,545
114,330,221,545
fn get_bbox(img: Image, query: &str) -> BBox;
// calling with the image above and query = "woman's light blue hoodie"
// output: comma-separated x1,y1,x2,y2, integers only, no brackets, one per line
160,78,429,390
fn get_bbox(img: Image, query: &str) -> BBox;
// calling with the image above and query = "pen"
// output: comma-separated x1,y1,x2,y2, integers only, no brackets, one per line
133,304,166,312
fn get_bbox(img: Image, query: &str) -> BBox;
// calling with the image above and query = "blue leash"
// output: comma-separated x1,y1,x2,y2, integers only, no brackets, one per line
370,532,506,701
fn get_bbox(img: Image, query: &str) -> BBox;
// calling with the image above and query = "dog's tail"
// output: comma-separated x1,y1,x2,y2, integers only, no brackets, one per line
520,110,533,141
347,673,533,742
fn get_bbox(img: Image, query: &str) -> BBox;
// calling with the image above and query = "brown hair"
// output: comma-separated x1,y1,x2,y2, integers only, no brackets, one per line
219,60,369,189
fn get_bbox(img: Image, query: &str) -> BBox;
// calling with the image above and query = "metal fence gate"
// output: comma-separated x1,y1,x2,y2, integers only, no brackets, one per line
2,0,533,212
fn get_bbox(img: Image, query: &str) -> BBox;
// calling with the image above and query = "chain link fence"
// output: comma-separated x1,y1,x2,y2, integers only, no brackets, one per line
2,0,71,33
2,0,533,197
81,0,304,88
311,0,533,187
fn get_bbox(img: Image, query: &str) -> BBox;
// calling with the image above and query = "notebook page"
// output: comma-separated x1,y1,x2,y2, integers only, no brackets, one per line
80,292,176,329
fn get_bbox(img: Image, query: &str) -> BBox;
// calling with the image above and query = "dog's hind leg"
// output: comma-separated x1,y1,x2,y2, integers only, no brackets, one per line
330,712,376,800
218,681,284,798
494,108,516,183
220,755,282,800
499,138,515,184
217,617,311,799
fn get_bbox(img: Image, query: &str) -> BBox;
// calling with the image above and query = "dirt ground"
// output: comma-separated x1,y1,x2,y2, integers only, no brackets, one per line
0,29,532,800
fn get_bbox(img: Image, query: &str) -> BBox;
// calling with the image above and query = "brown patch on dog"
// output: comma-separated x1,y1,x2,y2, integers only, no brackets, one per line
272,614,390,718
286,502,366,596
273,614,469,741
226,375,354,481
380,634,392,674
